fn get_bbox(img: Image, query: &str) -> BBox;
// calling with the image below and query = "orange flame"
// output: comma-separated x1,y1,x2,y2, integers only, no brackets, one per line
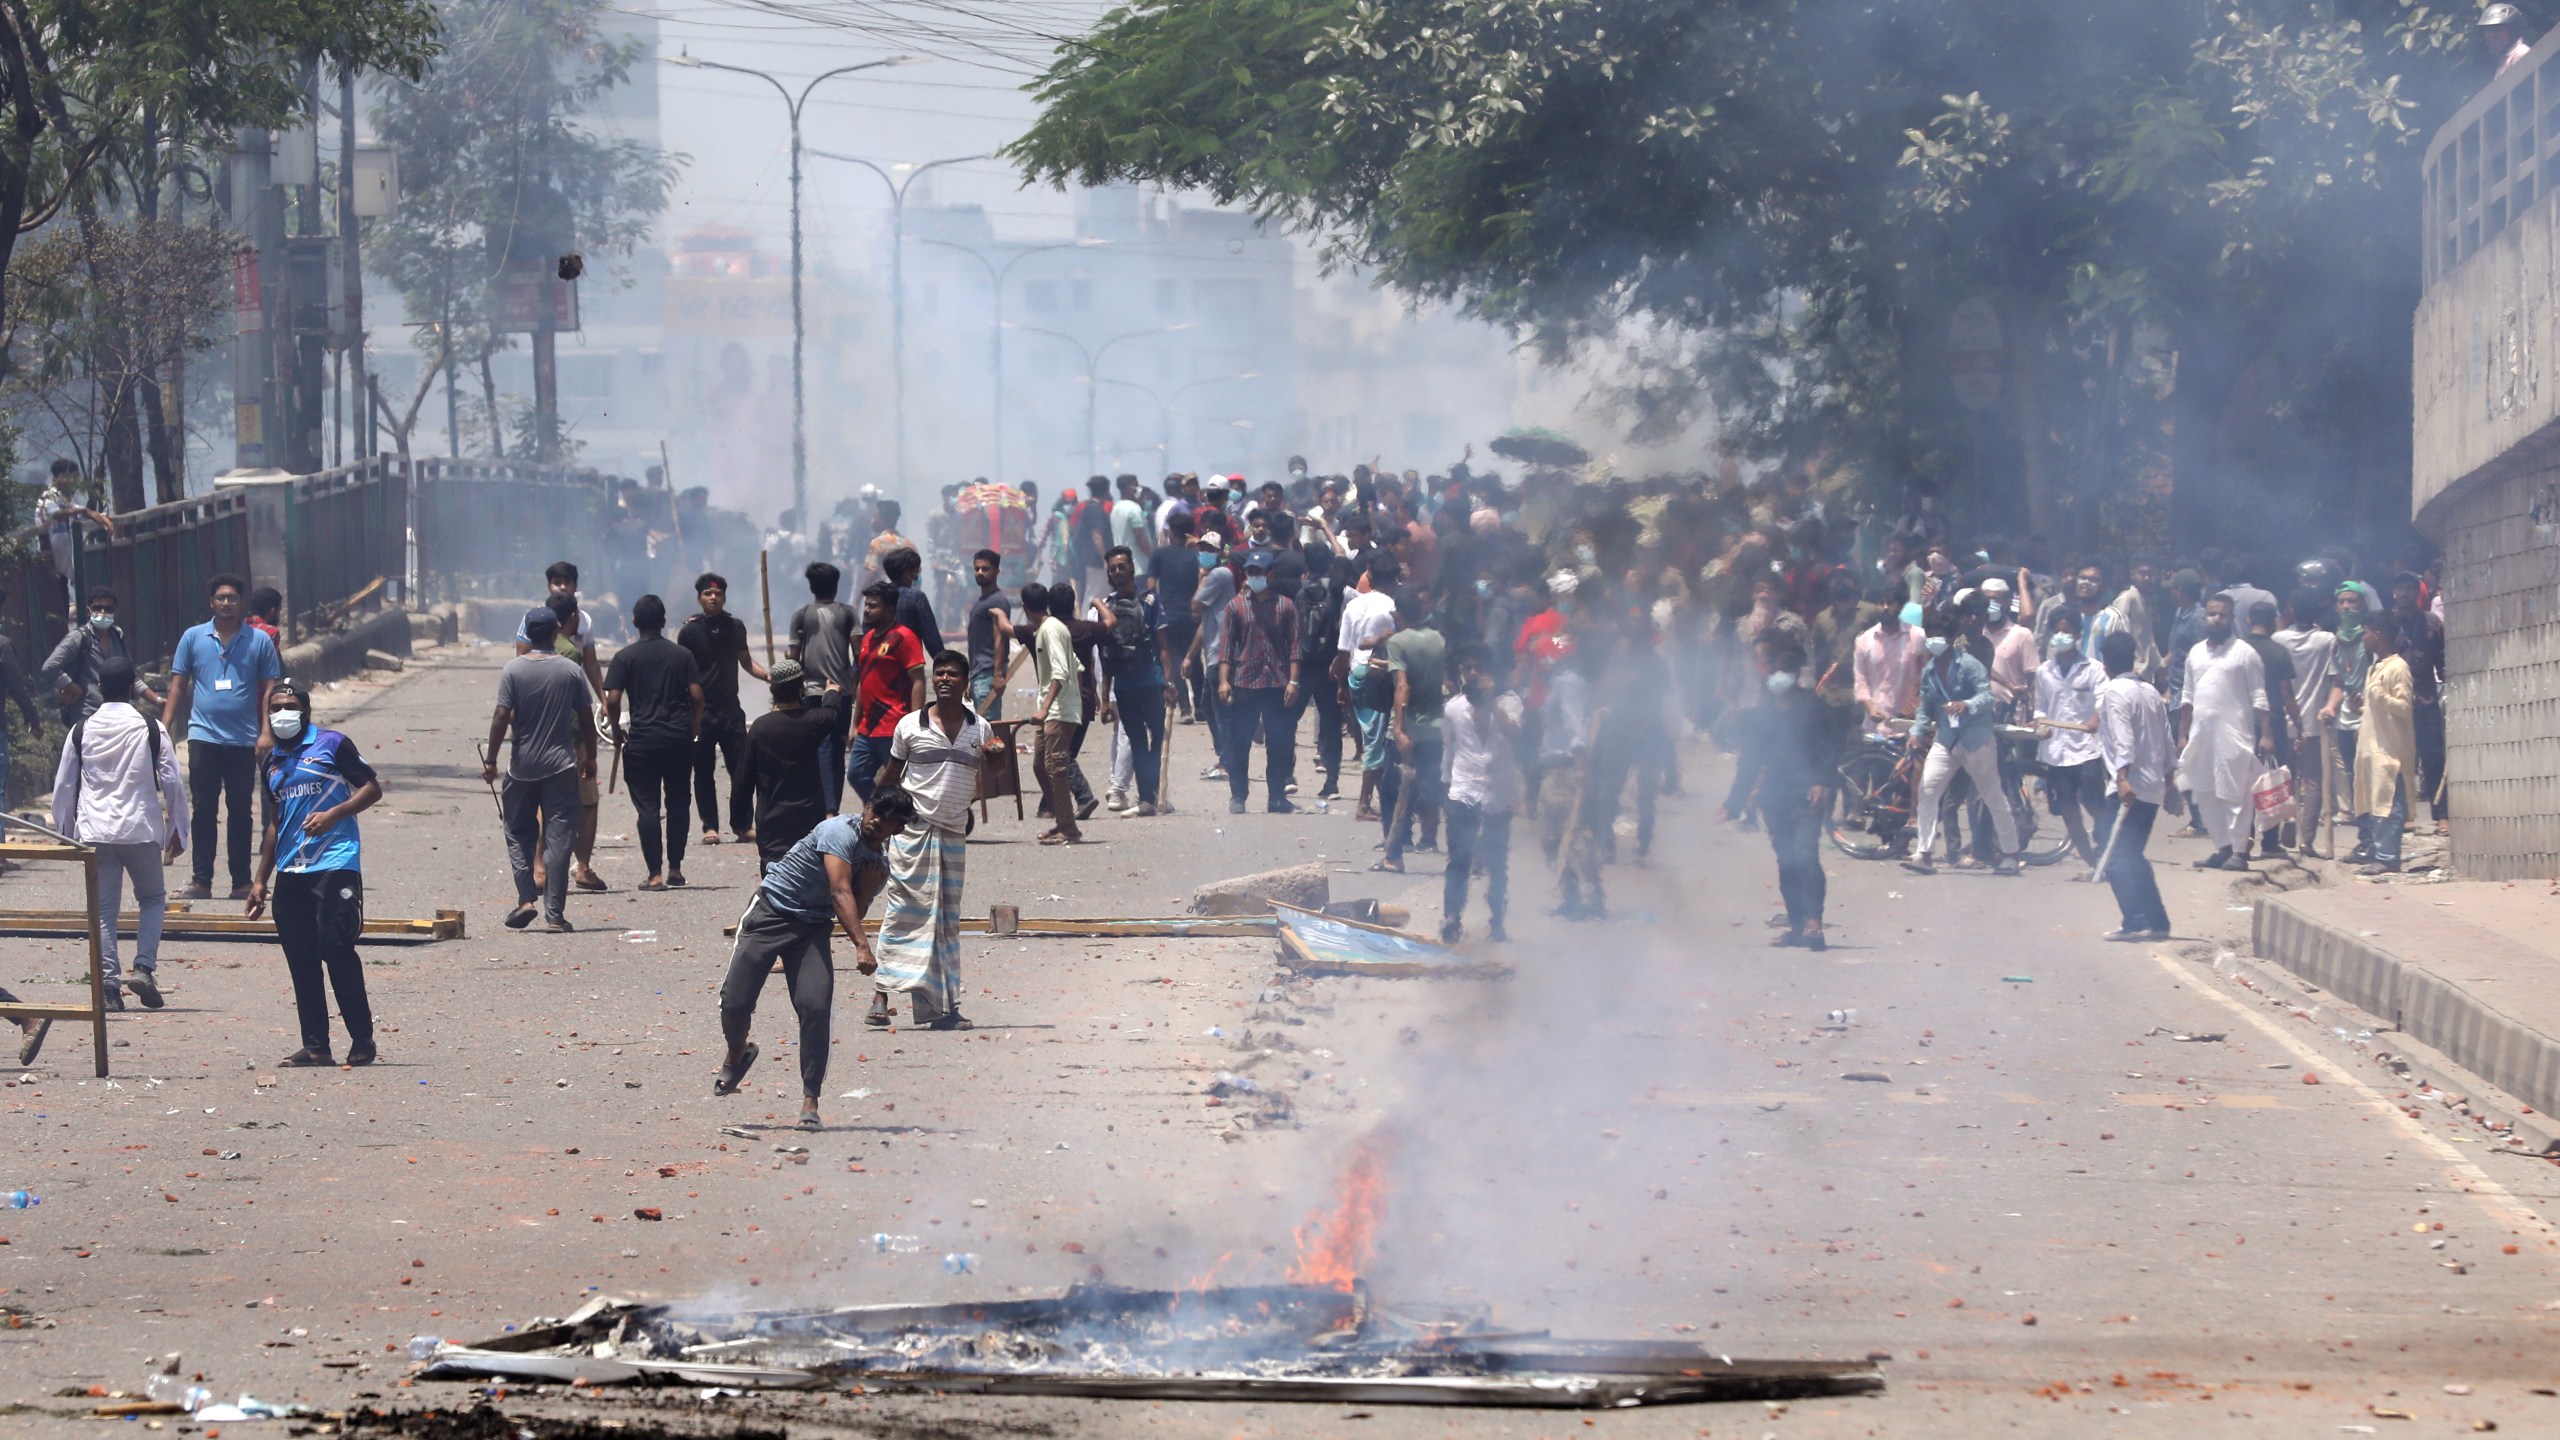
1288,1137,1389,1291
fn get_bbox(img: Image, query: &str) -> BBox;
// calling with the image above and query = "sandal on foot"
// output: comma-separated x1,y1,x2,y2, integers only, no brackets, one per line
713,1042,760,1096
503,903,539,930
797,1109,823,1131
865,992,893,1028
574,873,610,892
278,1048,335,1068
18,1018,51,1066
639,877,668,893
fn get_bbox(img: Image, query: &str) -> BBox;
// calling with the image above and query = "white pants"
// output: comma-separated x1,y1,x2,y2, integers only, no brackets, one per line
1913,740,2019,857
2195,789,2249,851
1111,725,1134,795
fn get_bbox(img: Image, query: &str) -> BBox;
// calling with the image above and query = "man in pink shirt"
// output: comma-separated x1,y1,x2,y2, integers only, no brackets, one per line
1852,595,1927,738
1977,580,2041,717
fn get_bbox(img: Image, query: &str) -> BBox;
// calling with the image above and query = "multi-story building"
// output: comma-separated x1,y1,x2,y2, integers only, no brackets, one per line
2413,25,2560,877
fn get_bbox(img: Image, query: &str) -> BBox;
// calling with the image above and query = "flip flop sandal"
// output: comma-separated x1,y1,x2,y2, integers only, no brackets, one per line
797,1111,823,1132
639,878,667,892
865,992,893,1028
1039,833,1070,846
278,1048,335,1068
1368,860,1404,873
713,1043,759,1096
575,874,610,892
503,904,538,930
18,1019,51,1067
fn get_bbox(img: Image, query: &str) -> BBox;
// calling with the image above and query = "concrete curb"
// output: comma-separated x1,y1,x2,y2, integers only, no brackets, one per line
2252,893,2560,1120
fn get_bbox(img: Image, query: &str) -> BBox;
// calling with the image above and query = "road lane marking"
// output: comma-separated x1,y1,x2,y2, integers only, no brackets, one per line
2152,951,2557,1246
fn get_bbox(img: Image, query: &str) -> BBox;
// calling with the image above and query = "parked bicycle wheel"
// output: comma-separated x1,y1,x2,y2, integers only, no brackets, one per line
1829,749,1905,859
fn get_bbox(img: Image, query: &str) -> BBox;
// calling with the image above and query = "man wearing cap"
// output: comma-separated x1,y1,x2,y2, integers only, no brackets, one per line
1218,549,1301,814
485,607,596,932
741,659,847,870
51,657,186,1009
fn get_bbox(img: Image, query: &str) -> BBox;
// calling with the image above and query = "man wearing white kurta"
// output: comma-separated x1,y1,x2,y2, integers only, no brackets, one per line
2175,595,2272,871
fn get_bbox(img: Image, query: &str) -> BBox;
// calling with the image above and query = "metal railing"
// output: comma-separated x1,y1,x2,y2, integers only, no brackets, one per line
285,454,408,620
2425,27,2560,286
410,457,616,601
72,490,253,669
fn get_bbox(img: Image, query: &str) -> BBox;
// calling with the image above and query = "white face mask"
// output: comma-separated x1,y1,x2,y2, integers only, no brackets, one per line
1765,671,1797,695
1924,636,1950,657
86,611,114,633
270,711,306,741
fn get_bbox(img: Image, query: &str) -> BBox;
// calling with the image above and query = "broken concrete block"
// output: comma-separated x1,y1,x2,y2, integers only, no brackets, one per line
1189,862,1328,917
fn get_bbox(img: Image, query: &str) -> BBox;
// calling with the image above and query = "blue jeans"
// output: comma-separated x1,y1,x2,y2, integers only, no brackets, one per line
2096,797,2169,933
1442,801,1511,932
969,672,1003,721
1116,685,1166,804
2360,777,2409,868
848,733,897,808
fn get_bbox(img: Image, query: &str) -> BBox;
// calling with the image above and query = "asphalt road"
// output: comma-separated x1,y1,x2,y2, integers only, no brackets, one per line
4,643,2557,1438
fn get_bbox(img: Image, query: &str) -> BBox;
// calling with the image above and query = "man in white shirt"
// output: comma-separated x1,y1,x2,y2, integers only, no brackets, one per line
2176,594,2273,871
36,458,113,617
1108,474,1152,560
1439,642,1522,945
870,651,988,1028
2031,629,2107,864
51,658,187,1010
2093,631,2173,940
1335,551,1401,822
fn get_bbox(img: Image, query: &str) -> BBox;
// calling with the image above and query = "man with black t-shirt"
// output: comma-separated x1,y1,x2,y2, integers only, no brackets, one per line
788,561,859,815
679,573,766,847
964,549,1013,720
742,659,846,869
604,594,705,891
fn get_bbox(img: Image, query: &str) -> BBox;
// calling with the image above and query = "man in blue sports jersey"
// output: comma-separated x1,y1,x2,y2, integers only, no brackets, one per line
246,684,384,1068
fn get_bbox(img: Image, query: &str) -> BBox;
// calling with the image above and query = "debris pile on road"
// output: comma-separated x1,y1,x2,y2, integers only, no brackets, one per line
416,1289,1884,1409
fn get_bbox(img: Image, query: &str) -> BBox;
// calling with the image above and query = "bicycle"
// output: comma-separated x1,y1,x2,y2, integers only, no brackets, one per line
1829,718,2071,866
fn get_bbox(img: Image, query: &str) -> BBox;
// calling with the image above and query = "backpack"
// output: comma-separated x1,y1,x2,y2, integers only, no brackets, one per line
1100,591,1150,666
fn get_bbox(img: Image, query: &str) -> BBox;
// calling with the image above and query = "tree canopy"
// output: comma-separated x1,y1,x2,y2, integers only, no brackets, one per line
1011,0,2485,550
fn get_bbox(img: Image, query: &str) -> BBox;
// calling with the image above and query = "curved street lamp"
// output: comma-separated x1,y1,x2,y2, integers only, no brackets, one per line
807,150,988,494
661,50,919,524
1097,372,1262,466
1006,322,1193,477
920,237,1107,485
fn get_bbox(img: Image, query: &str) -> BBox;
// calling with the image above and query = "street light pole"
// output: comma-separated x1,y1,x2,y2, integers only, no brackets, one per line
1099,372,1260,470
1011,324,1194,476
663,52,915,528
810,151,986,495
920,238,1104,485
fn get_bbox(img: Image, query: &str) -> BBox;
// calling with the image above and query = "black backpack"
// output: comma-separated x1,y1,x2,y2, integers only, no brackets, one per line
1101,591,1150,667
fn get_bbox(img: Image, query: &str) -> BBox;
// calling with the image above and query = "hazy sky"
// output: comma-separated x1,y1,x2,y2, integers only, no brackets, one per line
626,0,1112,266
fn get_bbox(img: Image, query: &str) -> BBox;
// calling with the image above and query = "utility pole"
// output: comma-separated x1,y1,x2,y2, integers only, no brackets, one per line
339,65,367,463
293,61,326,474
662,52,917,527
230,125,278,473
921,238,1104,486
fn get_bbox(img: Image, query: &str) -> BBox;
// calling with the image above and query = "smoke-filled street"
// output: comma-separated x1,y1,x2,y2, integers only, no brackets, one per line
5,645,2555,1438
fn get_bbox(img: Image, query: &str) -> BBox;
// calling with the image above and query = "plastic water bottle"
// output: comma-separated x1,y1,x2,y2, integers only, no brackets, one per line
872,1233,922,1254
3,1191,35,1209
406,1335,443,1361
941,1252,979,1275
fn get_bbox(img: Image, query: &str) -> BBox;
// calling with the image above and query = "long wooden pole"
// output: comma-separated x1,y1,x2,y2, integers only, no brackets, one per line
659,440,686,573
758,548,775,665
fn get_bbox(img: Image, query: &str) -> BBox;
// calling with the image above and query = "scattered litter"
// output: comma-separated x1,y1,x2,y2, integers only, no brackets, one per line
872,1233,923,1253
2146,1028,2227,1043
406,1336,444,1361
941,1252,980,1274
1840,1073,1891,1083
621,930,658,944
2001,975,2034,984
719,1127,757,1139
838,1088,872,1100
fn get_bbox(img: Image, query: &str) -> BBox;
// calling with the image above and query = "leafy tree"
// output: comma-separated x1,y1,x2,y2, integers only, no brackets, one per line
367,0,678,462
0,0,443,386
1012,0,2481,550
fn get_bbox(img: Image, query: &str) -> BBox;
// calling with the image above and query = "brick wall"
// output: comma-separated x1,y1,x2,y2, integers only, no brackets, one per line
2439,465,2560,878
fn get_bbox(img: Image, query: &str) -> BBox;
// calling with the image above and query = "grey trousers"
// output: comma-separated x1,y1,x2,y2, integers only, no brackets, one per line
720,893,834,1098
503,768,580,922
93,840,168,986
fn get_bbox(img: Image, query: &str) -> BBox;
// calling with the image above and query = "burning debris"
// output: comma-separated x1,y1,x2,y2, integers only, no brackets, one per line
417,1286,1883,1409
